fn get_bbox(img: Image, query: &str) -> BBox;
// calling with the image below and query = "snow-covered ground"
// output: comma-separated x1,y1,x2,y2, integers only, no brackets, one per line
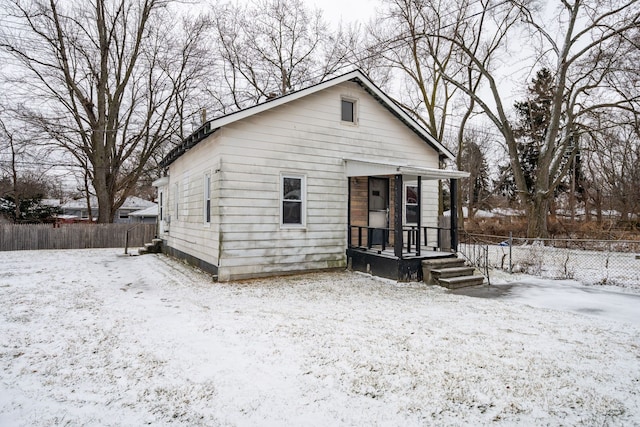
454,272,640,325
1,249,639,426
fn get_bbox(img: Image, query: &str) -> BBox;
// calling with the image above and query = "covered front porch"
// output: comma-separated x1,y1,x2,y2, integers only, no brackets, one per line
345,159,468,281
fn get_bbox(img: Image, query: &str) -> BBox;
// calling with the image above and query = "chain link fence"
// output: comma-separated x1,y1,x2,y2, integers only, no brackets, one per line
460,233,640,288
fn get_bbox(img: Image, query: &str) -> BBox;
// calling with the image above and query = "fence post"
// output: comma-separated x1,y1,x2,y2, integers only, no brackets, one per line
509,231,513,274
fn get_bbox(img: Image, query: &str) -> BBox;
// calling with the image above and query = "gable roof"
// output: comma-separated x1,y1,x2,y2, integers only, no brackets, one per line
160,70,456,168
61,196,155,211
129,204,158,217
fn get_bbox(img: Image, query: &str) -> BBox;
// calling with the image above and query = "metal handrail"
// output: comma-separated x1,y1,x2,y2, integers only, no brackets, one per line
458,231,491,284
348,225,453,256
124,223,145,255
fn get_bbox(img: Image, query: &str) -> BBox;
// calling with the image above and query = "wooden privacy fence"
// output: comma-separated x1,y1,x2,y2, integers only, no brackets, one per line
0,223,157,251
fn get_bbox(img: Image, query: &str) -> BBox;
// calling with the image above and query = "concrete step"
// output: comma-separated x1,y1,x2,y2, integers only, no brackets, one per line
137,239,162,255
421,257,466,269
431,266,476,279
437,275,485,289
422,257,467,285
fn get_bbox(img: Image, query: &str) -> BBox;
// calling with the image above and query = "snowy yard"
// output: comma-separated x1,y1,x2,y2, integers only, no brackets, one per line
1,249,639,426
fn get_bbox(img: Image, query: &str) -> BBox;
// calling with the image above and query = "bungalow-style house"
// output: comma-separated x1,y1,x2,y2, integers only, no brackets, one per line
153,70,468,281
60,196,156,223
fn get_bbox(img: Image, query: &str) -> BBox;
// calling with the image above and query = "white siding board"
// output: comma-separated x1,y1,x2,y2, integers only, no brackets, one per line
221,237,345,251
218,260,343,281
222,131,436,165
218,255,345,272
218,221,278,232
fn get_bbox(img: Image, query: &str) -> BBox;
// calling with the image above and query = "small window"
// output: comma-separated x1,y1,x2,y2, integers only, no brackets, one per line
119,210,129,219
341,99,356,123
281,175,305,226
406,185,419,224
159,191,164,221
204,174,211,224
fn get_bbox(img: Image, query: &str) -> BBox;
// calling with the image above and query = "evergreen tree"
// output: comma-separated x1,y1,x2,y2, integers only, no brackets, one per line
507,69,583,211
512,68,555,195
0,195,60,223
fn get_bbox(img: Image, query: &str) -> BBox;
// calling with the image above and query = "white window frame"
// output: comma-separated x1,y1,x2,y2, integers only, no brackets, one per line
182,173,189,220
203,173,211,226
341,97,358,125
404,183,419,225
280,173,306,228
174,182,180,220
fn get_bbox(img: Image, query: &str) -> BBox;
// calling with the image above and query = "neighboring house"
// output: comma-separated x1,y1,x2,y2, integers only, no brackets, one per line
128,204,158,224
154,70,468,281
60,196,156,223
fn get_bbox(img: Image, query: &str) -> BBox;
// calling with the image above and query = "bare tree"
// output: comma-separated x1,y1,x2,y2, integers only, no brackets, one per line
0,112,25,221
366,0,473,141
0,107,57,222
0,0,209,222
429,0,640,237
210,0,354,108
585,115,640,224
365,0,498,220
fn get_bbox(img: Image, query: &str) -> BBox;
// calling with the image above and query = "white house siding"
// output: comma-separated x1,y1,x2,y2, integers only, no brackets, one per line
213,81,440,280
161,134,223,269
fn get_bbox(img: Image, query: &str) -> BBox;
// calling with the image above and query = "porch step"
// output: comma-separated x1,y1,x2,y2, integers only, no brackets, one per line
422,257,466,269
437,275,485,289
138,238,162,255
422,257,485,288
431,266,476,280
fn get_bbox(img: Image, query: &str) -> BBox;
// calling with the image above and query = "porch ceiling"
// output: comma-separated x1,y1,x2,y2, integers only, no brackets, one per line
343,158,469,180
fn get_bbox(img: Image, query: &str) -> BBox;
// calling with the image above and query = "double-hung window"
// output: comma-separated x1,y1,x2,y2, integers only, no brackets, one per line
281,174,305,227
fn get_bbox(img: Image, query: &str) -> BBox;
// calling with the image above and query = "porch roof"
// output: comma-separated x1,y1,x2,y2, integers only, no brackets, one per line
344,158,469,180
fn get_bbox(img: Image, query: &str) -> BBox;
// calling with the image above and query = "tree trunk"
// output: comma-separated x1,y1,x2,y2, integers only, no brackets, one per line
11,149,20,222
526,197,549,239
92,151,113,223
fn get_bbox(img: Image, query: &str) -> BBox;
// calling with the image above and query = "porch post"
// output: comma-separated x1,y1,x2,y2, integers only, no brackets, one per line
394,174,403,258
416,176,421,256
450,178,458,252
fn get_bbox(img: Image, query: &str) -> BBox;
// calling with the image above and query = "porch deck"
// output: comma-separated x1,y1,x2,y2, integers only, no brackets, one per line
347,244,456,282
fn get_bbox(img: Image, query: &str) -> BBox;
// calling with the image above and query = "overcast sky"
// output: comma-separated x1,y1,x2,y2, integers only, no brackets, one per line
304,0,379,24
